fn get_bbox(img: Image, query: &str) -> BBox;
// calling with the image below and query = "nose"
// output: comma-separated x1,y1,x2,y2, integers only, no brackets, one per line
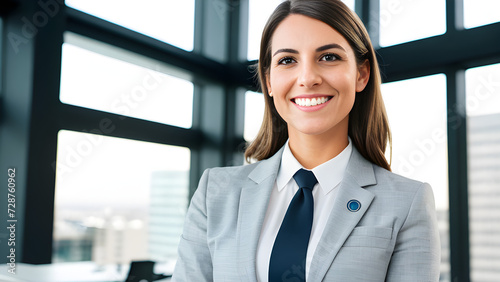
298,62,322,88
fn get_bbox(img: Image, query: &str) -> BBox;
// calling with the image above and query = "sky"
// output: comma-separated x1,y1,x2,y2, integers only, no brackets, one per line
56,0,500,215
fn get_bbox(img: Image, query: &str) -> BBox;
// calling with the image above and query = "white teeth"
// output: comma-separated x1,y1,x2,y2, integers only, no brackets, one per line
295,97,330,107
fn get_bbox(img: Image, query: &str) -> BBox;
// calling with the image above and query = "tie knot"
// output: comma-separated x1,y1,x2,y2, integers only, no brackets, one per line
293,169,318,191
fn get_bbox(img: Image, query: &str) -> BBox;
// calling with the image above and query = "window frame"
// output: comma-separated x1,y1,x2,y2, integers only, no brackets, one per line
0,0,247,264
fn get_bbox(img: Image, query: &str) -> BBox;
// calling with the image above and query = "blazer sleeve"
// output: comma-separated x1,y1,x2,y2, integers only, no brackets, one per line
386,183,441,282
171,169,213,282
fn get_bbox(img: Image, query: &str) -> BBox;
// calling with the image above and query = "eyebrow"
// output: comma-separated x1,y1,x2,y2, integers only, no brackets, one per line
272,43,346,57
272,48,298,57
316,43,346,52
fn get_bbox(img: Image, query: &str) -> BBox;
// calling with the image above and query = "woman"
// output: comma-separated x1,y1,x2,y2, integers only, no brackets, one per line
172,0,440,281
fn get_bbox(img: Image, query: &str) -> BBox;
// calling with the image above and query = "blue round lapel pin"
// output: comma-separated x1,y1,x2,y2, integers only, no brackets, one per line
347,199,361,212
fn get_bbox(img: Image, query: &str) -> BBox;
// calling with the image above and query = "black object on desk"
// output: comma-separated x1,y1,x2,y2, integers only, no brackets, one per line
124,260,172,282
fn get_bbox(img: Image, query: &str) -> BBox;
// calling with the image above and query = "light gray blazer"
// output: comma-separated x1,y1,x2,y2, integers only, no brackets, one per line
172,146,441,281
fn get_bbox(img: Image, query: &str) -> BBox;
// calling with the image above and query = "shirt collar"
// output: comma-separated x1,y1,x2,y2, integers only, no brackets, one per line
277,138,353,195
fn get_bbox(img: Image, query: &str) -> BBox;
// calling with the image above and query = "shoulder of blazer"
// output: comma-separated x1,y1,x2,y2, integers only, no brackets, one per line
206,146,285,185
371,164,430,196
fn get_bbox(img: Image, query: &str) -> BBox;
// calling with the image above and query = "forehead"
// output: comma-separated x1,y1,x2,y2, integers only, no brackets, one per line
271,14,351,52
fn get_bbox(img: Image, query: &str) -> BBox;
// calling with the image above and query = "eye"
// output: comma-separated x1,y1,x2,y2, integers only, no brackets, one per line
321,53,340,62
278,57,296,65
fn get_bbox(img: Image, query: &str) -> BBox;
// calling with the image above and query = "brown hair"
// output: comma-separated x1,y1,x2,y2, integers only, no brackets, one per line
245,0,392,171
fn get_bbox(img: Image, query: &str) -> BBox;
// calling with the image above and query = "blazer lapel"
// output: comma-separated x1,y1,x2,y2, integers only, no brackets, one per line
308,147,377,281
236,147,284,281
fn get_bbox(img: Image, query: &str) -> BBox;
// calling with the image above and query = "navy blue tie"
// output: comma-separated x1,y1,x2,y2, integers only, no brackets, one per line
269,169,318,282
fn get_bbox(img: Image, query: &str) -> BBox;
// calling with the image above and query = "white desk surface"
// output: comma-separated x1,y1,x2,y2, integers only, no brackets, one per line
0,261,173,282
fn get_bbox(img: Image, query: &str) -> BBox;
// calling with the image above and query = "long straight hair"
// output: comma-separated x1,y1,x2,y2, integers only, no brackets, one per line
245,0,392,171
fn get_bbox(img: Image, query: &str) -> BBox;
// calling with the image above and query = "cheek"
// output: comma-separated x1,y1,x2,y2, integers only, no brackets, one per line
326,72,357,110
271,65,299,88
269,72,292,96
328,69,357,91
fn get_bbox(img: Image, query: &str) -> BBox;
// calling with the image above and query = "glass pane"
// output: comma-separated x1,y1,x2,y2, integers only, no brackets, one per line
244,91,265,142
379,0,446,47
66,0,194,51
247,0,285,61
60,33,193,129
246,0,356,61
466,63,500,117
466,63,500,281
53,130,190,270
382,74,450,281
342,0,356,11
464,0,500,29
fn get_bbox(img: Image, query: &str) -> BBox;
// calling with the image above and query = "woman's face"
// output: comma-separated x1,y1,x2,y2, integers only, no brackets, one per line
267,14,369,140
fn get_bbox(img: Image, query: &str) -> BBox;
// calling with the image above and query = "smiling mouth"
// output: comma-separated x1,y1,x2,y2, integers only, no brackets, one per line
292,96,333,107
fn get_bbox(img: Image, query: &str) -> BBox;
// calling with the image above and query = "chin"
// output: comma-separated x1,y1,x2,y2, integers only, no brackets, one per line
296,125,338,136
291,119,347,137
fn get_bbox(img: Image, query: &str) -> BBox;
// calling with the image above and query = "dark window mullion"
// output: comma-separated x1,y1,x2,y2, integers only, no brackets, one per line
445,1,470,280
446,68,470,282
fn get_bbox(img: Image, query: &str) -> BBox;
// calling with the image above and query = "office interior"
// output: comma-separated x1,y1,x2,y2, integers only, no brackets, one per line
0,0,499,281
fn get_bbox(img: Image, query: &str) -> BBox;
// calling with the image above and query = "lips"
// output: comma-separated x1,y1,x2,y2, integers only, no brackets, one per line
290,95,334,112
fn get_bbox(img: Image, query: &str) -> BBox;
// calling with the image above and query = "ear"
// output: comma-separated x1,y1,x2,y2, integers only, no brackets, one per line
266,73,272,96
355,59,370,93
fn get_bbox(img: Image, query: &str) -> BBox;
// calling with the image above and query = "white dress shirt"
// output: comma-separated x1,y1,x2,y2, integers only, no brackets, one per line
256,139,352,282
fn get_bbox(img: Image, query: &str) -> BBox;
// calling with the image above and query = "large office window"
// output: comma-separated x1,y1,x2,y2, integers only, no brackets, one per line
466,63,500,281
53,130,190,265
378,0,446,47
34,0,234,270
60,33,194,128
14,0,240,269
382,74,449,205
382,74,450,280
53,6,197,266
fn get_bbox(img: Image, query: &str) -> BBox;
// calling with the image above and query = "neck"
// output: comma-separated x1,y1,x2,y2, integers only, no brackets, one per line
288,122,349,170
